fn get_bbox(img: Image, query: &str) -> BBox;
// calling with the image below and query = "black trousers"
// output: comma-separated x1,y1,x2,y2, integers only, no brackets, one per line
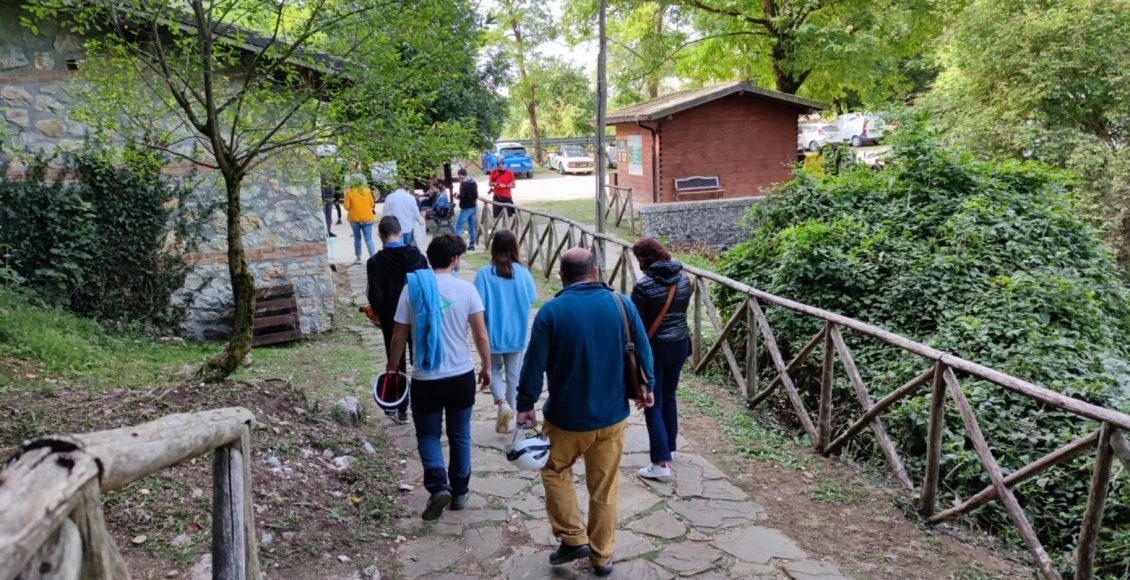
492,196,515,218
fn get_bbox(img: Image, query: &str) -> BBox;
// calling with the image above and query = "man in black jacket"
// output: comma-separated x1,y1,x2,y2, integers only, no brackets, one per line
367,216,429,423
454,168,479,250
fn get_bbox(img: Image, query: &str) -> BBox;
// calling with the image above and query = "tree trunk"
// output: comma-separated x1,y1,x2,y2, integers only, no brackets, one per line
1119,210,1130,271
510,17,543,164
202,172,256,382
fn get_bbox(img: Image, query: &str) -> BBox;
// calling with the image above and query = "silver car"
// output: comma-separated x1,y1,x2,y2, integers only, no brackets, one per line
797,123,841,152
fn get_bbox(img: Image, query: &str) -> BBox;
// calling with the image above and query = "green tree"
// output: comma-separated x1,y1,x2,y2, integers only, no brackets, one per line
502,56,595,138
922,0,1130,267
566,0,947,106
493,0,556,161
26,0,495,380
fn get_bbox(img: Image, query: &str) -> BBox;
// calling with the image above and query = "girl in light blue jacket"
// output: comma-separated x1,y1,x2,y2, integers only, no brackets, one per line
473,230,537,433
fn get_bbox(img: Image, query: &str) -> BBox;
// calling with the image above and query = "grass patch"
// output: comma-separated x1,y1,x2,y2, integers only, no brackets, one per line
0,287,213,391
678,375,814,470
521,199,638,240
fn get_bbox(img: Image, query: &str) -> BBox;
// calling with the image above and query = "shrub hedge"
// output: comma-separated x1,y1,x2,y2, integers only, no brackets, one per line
717,119,1130,575
0,145,202,330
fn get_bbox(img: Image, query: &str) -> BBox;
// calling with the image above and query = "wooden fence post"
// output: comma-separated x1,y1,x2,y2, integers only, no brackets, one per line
818,322,835,451
920,360,948,517
212,426,260,580
1074,423,1115,580
744,300,758,405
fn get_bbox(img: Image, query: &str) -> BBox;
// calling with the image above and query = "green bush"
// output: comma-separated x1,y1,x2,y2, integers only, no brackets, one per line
0,145,201,330
718,118,1130,575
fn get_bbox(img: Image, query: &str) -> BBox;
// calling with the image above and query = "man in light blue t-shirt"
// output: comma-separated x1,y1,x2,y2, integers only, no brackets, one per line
387,234,491,521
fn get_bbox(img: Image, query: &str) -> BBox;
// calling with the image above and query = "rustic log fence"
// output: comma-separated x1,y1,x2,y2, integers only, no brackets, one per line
476,198,1130,579
603,184,637,233
0,408,261,580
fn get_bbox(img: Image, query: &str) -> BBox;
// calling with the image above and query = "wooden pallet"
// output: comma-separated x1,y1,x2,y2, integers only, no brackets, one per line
252,284,302,346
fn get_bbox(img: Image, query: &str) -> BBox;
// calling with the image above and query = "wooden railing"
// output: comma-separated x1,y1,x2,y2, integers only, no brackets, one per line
604,184,637,233
0,408,261,580
476,198,1130,579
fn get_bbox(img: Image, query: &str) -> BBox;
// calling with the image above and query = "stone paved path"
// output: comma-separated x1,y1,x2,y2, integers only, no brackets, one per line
343,239,847,580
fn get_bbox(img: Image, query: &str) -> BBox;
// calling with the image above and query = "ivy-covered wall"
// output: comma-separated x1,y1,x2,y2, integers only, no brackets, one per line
0,5,335,339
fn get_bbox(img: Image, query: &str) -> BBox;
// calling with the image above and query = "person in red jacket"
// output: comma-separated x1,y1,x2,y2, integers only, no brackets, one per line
488,160,517,219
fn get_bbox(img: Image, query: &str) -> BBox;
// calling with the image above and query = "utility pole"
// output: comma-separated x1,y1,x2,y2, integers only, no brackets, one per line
594,0,608,278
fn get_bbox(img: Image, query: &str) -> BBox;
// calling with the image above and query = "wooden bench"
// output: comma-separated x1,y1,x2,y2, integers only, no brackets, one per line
253,283,302,346
673,176,724,200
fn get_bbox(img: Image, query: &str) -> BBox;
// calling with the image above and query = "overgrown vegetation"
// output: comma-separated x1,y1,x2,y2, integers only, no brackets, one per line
717,119,1130,575
0,146,201,330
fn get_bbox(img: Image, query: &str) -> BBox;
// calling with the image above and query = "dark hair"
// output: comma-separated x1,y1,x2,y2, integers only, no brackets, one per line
457,168,468,177
560,249,595,286
378,215,402,239
427,234,466,268
490,230,520,279
632,238,671,270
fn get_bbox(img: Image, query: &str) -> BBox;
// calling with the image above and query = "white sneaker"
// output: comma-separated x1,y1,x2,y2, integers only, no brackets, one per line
638,464,673,482
496,403,515,434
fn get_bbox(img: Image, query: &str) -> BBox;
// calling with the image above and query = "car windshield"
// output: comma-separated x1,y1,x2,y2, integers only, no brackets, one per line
799,124,815,132
500,147,527,156
562,147,586,157
821,125,840,133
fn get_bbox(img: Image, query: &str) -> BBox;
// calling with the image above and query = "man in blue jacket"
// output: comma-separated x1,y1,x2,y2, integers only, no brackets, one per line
516,247,654,578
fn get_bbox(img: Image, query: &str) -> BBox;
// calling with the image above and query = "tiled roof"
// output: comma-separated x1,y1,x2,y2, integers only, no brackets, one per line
606,81,828,124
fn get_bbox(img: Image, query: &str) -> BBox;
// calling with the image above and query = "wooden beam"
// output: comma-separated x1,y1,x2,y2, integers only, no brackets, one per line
1074,423,1114,580
929,430,1099,525
72,407,255,492
692,276,702,366
920,360,948,517
747,327,826,410
213,428,262,580
693,281,748,394
750,298,819,443
818,322,835,450
824,367,933,456
944,369,1061,579
0,447,99,577
19,518,80,580
829,326,913,490
744,300,758,404
70,479,128,579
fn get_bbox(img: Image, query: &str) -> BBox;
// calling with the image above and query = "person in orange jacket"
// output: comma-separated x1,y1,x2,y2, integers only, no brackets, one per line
343,172,377,264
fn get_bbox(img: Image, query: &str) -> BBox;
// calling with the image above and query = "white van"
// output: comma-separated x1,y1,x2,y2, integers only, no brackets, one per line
837,113,886,147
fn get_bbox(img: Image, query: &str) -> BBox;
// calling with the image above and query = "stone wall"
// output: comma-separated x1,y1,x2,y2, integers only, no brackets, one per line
174,171,335,341
637,197,764,251
0,8,336,340
0,7,86,162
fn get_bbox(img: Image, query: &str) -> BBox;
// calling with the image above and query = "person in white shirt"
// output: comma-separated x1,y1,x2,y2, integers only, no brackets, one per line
382,185,422,246
387,234,492,521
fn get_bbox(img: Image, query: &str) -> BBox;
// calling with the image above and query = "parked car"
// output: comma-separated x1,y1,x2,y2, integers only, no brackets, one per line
797,123,841,152
549,146,596,174
482,142,534,178
836,113,886,147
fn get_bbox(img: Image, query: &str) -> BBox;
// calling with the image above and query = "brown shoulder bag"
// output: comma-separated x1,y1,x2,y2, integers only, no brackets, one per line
646,284,678,340
612,292,649,401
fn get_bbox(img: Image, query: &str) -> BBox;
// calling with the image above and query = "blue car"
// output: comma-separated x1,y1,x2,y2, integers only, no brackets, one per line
482,142,534,178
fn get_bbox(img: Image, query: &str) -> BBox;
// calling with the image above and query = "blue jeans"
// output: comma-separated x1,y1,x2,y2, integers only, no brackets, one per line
455,209,477,247
350,221,375,258
490,351,523,410
411,371,475,496
402,230,415,247
645,338,690,464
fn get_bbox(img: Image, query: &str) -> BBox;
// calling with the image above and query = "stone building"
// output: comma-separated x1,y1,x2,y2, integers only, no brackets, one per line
0,3,335,339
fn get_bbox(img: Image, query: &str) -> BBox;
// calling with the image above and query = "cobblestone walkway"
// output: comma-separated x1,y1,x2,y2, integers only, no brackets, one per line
343,251,847,580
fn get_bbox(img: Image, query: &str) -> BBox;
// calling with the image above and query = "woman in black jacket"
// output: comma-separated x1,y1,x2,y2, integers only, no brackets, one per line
630,238,693,482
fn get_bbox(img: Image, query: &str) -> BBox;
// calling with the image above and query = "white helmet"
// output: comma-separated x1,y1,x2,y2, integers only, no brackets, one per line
372,371,410,412
506,429,551,471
